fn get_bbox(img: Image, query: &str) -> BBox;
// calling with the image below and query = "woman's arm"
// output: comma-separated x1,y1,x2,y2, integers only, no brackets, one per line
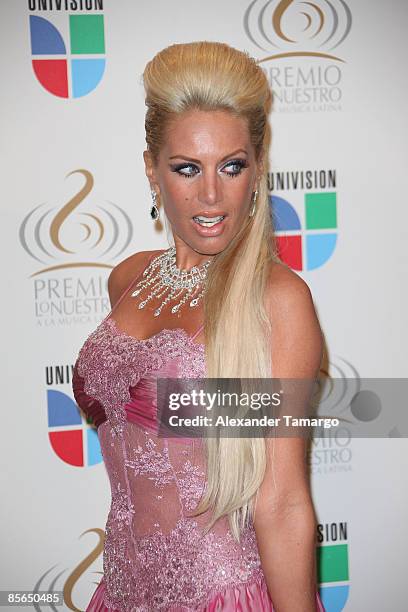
253,263,324,612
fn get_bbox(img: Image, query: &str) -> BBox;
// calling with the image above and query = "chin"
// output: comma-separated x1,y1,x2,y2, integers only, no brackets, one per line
190,237,232,257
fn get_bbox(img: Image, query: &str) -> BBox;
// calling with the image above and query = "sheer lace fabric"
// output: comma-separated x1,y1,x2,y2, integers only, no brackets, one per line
72,316,325,611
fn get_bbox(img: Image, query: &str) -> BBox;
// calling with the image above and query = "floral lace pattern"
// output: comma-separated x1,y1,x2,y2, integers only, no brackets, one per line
74,317,267,611
124,434,206,515
76,317,206,436
125,435,174,488
110,482,136,528
176,458,206,512
103,515,263,611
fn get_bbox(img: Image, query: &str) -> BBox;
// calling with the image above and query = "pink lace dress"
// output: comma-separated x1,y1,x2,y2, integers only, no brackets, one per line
72,269,325,612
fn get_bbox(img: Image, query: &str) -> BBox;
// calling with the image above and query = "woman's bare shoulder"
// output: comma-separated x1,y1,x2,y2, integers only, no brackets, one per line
107,249,165,307
265,259,312,308
264,259,323,377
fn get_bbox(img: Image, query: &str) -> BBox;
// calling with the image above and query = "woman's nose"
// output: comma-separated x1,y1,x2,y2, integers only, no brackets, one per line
198,170,221,206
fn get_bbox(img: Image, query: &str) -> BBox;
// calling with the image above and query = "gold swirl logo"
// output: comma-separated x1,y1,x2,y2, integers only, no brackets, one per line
19,169,133,277
243,0,352,62
31,528,104,612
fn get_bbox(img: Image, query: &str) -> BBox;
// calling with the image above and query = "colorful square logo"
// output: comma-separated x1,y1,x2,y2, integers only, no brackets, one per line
271,192,338,270
30,14,106,98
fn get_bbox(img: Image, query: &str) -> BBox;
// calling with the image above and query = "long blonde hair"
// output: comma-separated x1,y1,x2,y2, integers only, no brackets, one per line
143,41,280,542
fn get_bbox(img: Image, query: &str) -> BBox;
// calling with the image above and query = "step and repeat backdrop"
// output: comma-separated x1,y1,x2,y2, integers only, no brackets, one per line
1,1,407,610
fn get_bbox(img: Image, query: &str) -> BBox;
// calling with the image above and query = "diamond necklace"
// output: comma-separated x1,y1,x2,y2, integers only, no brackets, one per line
131,247,211,317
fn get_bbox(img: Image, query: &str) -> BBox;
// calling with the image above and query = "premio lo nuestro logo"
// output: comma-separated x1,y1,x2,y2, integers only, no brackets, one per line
19,170,133,326
244,0,352,62
269,169,337,270
309,356,358,477
32,528,104,612
244,0,352,112
29,4,105,98
19,169,132,276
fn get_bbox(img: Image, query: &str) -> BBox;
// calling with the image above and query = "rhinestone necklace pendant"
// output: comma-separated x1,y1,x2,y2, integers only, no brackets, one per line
131,247,211,317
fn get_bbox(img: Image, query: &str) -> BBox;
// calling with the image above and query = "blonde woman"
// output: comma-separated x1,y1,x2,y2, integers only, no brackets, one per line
73,41,325,611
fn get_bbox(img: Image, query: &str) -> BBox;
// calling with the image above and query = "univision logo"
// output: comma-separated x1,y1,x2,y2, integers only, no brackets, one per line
29,12,106,98
271,192,337,270
317,522,349,611
47,387,102,467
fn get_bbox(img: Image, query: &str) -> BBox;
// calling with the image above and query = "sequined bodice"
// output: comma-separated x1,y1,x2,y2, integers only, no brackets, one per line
72,316,264,611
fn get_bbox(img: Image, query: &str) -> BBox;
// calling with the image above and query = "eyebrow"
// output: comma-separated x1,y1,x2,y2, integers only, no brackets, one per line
168,149,249,164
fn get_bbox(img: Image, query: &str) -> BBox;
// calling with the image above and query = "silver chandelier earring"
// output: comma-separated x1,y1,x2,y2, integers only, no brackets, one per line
249,189,258,217
150,189,160,220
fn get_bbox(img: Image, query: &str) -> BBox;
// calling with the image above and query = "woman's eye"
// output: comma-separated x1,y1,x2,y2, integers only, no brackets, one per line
171,164,199,178
222,160,248,177
170,159,248,179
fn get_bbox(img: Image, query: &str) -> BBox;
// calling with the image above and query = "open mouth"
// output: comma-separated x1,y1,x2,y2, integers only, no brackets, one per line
192,215,226,227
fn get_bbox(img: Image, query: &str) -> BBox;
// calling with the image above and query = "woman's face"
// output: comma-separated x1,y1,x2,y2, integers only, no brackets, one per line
144,109,261,261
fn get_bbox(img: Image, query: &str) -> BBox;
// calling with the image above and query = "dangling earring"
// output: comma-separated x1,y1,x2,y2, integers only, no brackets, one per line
150,189,160,220
249,189,258,218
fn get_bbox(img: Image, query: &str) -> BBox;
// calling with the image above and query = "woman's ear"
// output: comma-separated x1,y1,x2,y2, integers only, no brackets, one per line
143,149,159,194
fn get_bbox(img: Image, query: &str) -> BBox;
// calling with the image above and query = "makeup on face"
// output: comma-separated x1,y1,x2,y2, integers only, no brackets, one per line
168,151,250,234
146,110,259,261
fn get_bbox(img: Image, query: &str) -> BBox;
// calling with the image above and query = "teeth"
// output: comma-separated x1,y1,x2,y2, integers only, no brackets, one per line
193,215,225,227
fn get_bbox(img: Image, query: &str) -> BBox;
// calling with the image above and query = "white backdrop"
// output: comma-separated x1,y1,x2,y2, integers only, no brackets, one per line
1,1,407,610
